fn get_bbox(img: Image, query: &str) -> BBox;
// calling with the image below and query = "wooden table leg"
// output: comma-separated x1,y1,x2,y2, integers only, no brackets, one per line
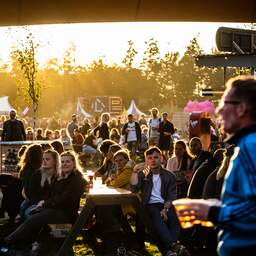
57,198,95,256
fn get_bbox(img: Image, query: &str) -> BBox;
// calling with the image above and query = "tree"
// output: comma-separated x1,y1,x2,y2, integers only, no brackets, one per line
140,38,161,80
174,36,205,108
122,40,138,69
12,31,42,130
61,41,77,74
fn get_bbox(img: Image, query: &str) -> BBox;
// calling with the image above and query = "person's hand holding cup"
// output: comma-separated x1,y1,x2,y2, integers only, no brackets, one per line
172,198,221,229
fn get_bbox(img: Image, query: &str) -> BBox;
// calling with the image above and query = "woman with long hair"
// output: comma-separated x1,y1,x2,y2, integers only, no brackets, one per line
3,150,86,249
94,112,110,141
20,149,59,221
19,144,43,214
166,140,194,198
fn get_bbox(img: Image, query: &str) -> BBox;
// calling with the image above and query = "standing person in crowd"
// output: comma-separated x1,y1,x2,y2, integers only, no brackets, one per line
158,112,175,161
94,112,110,141
44,129,53,141
140,126,149,154
20,149,58,221
35,128,45,140
109,128,120,144
166,140,193,198
0,115,6,129
148,108,161,146
122,114,141,159
53,130,60,140
60,128,72,148
131,147,182,256
92,115,100,129
175,76,256,256
67,114,78,139
139,114,148,126
2,151,86,251
109,118,119,131
1,109,26,141
72,128,84,153
26,127,34,141
79,118,91,137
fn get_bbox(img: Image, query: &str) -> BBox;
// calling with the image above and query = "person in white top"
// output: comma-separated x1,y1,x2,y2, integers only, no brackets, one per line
130,147,182,256
148,108,160,146
166,140,194,198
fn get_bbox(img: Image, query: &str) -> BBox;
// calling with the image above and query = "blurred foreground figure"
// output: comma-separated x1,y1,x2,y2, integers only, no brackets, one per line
174,76,256,256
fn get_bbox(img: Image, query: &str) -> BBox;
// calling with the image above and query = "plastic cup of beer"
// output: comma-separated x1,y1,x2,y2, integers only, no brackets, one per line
172,198,214,229
94,177,103,189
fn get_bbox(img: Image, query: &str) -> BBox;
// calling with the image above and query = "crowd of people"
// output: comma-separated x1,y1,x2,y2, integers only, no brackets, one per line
0,75,255,256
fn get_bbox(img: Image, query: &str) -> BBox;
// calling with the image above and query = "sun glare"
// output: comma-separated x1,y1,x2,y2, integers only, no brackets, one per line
0,22,248,67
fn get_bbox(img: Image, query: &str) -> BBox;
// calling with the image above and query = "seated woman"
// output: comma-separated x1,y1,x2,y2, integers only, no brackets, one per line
19,144,43,221
21,149,59,221
95,143,121,182
166,140,194,198
96,150,134,252
3,150,87,247
105,150,133,189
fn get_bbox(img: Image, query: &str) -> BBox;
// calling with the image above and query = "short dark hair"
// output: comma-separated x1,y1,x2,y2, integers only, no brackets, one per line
145,146,162,157
227,75,256,120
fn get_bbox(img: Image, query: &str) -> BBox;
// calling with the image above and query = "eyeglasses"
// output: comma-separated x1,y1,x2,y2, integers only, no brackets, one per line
224,100,241,105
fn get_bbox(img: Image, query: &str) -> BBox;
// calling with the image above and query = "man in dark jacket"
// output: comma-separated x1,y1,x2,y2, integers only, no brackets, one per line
2,110,26,141
130,147,180,256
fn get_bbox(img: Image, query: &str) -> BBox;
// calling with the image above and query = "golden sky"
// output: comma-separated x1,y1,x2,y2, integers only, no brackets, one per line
0,22,249,67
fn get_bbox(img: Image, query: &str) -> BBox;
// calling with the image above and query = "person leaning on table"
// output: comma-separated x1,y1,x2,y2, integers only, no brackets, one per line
175,76,256,256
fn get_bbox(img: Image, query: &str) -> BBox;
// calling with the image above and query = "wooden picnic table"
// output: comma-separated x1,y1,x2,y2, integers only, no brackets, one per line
57,186,144,256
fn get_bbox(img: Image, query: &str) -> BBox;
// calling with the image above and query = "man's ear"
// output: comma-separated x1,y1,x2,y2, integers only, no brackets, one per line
236,102,248,118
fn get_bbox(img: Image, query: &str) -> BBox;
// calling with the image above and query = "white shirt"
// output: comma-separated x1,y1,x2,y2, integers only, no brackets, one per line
149,118,160,138
166,156,191,172
127,122,137,142
149,174,164,204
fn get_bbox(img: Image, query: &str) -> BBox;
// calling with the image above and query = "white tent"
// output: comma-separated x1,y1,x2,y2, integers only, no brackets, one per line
0,96,12,115
127,100,145,116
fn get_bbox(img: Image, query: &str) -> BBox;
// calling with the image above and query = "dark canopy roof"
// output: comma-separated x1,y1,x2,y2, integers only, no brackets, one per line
0,0,255,26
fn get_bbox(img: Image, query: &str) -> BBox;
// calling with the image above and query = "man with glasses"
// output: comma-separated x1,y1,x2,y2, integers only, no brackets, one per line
174,76,256,256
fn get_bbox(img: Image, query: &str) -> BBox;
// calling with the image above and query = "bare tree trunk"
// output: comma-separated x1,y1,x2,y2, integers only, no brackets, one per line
33,102,37,136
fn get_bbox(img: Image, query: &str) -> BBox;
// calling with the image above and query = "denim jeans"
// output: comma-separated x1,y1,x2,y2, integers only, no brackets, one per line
146,203,180,254
127,141,137,158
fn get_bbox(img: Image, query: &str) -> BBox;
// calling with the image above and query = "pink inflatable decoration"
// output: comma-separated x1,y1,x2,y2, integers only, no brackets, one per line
184,100,215,114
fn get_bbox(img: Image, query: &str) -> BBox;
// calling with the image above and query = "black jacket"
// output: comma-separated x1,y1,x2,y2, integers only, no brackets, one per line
94,123,109,140
130,168,176,207
27,170,55,204
2,119,26,141
43,170,87,222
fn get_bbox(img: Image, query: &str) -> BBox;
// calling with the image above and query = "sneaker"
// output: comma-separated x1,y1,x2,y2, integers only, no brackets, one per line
166,250,177,256
171,243,190,256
